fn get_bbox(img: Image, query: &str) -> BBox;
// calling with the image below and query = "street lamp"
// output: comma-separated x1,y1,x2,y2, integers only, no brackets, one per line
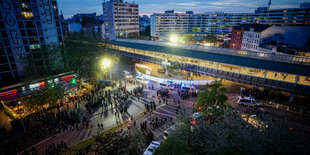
101,59,112,80
101,59,111,68
169,35,179,43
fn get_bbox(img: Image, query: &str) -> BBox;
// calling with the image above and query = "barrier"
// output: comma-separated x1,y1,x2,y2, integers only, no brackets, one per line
135,69,214,86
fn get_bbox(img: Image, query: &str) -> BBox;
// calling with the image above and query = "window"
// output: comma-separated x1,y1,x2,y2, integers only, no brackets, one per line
0,48,5,56
20,30,26,37
22,12,34,20
1,31,8,38
23,38,28,44
18,21,24,29
20,3,32,11
27,29,37,36
36,22,41,28
0,21,4,29
30,44,40,50
24,21,36,28
6,48,12,55
29,37,39,44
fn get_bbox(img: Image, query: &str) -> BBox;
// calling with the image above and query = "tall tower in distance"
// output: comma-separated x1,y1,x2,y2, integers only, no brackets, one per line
268,0,272,10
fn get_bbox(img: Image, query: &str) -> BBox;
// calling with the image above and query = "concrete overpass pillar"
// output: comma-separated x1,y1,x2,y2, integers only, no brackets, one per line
165,65,169,76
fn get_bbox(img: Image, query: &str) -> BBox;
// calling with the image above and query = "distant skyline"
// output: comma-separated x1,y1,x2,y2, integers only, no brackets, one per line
58,0,309,19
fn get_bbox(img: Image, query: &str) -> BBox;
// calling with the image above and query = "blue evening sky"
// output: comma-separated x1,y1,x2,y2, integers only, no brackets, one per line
57,0,308,18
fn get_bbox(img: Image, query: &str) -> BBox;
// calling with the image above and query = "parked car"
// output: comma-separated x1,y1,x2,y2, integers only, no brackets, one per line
159,82,174,90
157,69,165,73
237,96,260,106
181,86,198,96
143,141,160,155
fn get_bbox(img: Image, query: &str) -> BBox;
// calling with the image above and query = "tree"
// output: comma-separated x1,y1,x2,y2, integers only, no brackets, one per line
197,80,229,117
154,135,191,155
144,25,150,36
64,32,120,85
181,34,198,43
24,81,65,110
202,34,217,44
16,44,66,111
64,32,100,84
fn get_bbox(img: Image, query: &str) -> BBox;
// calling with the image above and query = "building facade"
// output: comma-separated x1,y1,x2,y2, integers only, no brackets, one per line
231,24,310,53
0,0,63,85
229,26,244,50
102,0,139,39
151,3,310,39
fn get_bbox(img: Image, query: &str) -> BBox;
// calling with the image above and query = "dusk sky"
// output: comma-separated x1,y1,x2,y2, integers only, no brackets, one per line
58,0,307,18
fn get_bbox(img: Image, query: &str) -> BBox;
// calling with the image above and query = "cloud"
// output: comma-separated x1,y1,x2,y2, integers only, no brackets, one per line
57,0,302,16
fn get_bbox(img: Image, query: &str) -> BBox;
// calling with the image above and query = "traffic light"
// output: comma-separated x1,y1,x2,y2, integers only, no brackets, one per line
71,77,77,84
192,119,196,125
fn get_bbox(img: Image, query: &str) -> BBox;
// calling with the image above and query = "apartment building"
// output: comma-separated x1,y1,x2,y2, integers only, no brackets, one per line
241,24,271,51
0,0,63,84
151,3,310,39
102,0,139,39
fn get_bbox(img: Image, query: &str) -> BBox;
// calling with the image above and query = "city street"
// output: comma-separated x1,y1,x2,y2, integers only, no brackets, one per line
11,65,310,154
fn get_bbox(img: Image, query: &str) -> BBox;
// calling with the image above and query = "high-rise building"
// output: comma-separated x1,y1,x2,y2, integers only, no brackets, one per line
102,0,139,39
0,0,63,85
151,10,255,38
151,3,310,39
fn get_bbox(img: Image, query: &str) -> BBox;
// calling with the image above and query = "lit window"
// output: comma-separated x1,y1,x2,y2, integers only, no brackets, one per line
22,12,34,19
21,3,31,11
30,44,41,50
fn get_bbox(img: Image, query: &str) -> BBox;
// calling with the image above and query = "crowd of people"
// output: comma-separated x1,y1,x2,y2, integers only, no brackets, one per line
1,76,184,155
92,129,146,155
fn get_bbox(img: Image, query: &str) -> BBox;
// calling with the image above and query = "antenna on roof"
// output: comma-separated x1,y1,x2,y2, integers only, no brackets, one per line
268,0,272,10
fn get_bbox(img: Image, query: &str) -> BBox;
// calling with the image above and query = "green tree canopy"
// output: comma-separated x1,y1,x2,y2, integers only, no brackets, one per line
154,135,191,155
181,34,198,43
202,34,217,43
197,80,229,117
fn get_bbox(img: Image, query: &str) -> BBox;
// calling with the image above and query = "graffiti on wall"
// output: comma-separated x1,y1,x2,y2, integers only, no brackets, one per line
42,0,53,24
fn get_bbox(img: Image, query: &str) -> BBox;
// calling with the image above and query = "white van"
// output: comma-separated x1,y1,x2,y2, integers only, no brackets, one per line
159,82,174,90
237,96,259,106
136,76,149,84
143,141,160,155
181,86,198,93
123,70,132,79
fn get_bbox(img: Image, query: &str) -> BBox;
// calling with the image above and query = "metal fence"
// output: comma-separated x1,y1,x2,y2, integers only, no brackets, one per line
115,39,310,65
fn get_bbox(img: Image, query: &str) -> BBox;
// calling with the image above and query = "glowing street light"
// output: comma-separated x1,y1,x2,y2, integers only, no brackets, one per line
101,59,112,80
101,59,111,69
169,35,179,43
